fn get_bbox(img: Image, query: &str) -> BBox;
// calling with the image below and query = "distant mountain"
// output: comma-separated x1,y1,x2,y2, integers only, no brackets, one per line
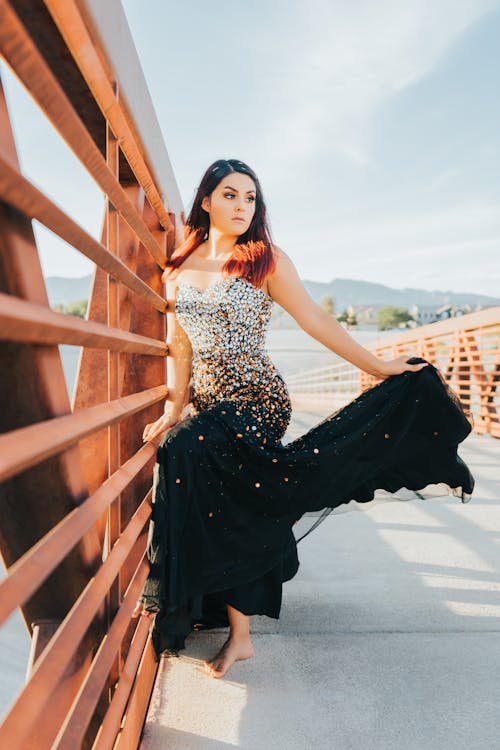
302,278,500,309
45,273,500,313
45,274,92,306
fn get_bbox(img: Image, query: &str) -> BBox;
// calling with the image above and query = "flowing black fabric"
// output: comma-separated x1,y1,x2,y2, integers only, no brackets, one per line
138,275,474,657
139,357,475,658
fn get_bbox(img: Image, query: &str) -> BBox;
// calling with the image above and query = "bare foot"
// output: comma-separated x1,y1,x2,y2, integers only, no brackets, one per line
204,636,255,678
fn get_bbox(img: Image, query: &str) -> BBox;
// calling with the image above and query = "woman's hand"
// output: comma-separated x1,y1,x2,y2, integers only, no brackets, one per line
131,600,156,619
376,355,430,380
142,410,181,443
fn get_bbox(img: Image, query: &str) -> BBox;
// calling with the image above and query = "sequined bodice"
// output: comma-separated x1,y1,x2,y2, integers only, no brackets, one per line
175,276,292,441
176,276,272,360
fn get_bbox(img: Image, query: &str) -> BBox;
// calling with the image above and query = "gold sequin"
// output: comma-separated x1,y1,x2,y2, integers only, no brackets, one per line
175,478,181,484
175,276,292,440
384,433,390,438
313,447,319,453
255,482,261,488
198,435,204,441
208,512,214,517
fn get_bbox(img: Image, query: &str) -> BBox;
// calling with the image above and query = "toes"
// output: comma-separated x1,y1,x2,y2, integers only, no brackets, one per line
204,658,225,677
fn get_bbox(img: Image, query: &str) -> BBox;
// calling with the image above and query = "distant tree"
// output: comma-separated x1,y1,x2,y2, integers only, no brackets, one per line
66,299,88,318
378,306,412,331
346,310,357,328
337,308,357,328
320,295,335,315
53,303,65,313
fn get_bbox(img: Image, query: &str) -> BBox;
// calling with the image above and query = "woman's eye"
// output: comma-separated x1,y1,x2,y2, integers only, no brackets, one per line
247,196,255,203
224,193,235,199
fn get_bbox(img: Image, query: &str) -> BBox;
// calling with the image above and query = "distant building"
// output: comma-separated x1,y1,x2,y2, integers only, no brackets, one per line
347,304,380,328
409,303,488,326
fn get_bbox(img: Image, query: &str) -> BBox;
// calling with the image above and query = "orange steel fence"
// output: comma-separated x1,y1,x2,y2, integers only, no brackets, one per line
287,309,500,439
0,1,183,748
361,309,500,438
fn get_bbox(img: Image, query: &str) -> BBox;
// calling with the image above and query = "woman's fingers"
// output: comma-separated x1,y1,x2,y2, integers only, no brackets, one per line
142,415,178,443
143,423,170,443
408,362,429,372
131,601,143,618
131,601,156,619
143,420,163,442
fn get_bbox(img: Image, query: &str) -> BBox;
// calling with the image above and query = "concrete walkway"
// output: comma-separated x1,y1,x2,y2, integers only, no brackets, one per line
140,411,499,750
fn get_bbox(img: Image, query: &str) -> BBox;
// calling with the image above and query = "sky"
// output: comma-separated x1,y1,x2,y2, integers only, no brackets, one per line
1,0,499,296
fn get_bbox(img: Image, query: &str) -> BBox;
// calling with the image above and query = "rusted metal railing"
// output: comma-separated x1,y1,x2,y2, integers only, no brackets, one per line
287,309,500,438
0,1,183,748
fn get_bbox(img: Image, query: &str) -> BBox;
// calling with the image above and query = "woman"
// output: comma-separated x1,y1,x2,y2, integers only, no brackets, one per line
132,158,474,678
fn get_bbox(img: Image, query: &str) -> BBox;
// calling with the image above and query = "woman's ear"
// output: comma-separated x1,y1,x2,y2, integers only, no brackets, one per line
201,196,210,213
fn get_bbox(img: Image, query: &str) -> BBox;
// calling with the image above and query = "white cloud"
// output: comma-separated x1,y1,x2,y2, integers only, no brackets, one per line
262,0,499,167
284,201,500,296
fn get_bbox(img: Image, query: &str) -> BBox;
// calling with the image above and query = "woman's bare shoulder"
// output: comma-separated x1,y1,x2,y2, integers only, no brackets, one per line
269,244,296,276
162,264,192,289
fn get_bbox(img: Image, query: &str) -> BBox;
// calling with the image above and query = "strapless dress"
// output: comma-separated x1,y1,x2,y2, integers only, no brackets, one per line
138,275,475,657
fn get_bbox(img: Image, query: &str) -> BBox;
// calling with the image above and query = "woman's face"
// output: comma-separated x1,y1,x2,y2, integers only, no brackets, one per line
201,171,257,235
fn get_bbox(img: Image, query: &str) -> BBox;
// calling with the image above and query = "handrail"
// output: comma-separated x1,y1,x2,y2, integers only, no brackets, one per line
91,616,152,750
287,307,500,437
44,0,174,234
0,502,151,749
0,0,166,266
0,446,156,625
0,156,167,311
53,557,151,750
0,1,184,747
0,385,168,482
0,292,168,352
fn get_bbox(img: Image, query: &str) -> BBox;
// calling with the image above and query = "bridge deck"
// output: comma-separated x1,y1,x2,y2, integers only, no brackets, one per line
139,409,499,750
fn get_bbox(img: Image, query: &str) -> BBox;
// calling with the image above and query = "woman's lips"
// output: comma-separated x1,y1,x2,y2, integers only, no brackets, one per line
232,217,246,222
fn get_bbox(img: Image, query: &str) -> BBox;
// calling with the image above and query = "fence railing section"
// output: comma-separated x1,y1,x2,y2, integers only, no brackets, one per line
0,2,183,748
287,309,500,437
286,359,361,411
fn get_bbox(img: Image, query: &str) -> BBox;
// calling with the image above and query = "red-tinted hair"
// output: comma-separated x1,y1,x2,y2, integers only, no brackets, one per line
164,159,276,288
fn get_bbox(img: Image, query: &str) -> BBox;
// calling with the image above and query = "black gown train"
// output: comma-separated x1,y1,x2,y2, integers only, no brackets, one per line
138,275,475,658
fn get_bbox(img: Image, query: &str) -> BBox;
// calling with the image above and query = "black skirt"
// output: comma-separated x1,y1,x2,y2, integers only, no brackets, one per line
139,359,474,658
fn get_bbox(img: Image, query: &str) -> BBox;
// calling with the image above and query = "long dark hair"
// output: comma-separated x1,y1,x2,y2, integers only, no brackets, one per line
164,159,276,287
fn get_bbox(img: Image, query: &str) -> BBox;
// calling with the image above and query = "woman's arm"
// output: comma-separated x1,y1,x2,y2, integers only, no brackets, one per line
267,247,427,379
142,280,193,443
164,278,193,418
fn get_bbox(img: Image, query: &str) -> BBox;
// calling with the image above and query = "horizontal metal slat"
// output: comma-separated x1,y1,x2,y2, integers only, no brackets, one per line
0,0,166,267
0,445,156,625
91,616,152,750
0,291,167,352
0,154,167,312
0,385,167,481
0,498,152,750
44,0,174,234
52,549,150,749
